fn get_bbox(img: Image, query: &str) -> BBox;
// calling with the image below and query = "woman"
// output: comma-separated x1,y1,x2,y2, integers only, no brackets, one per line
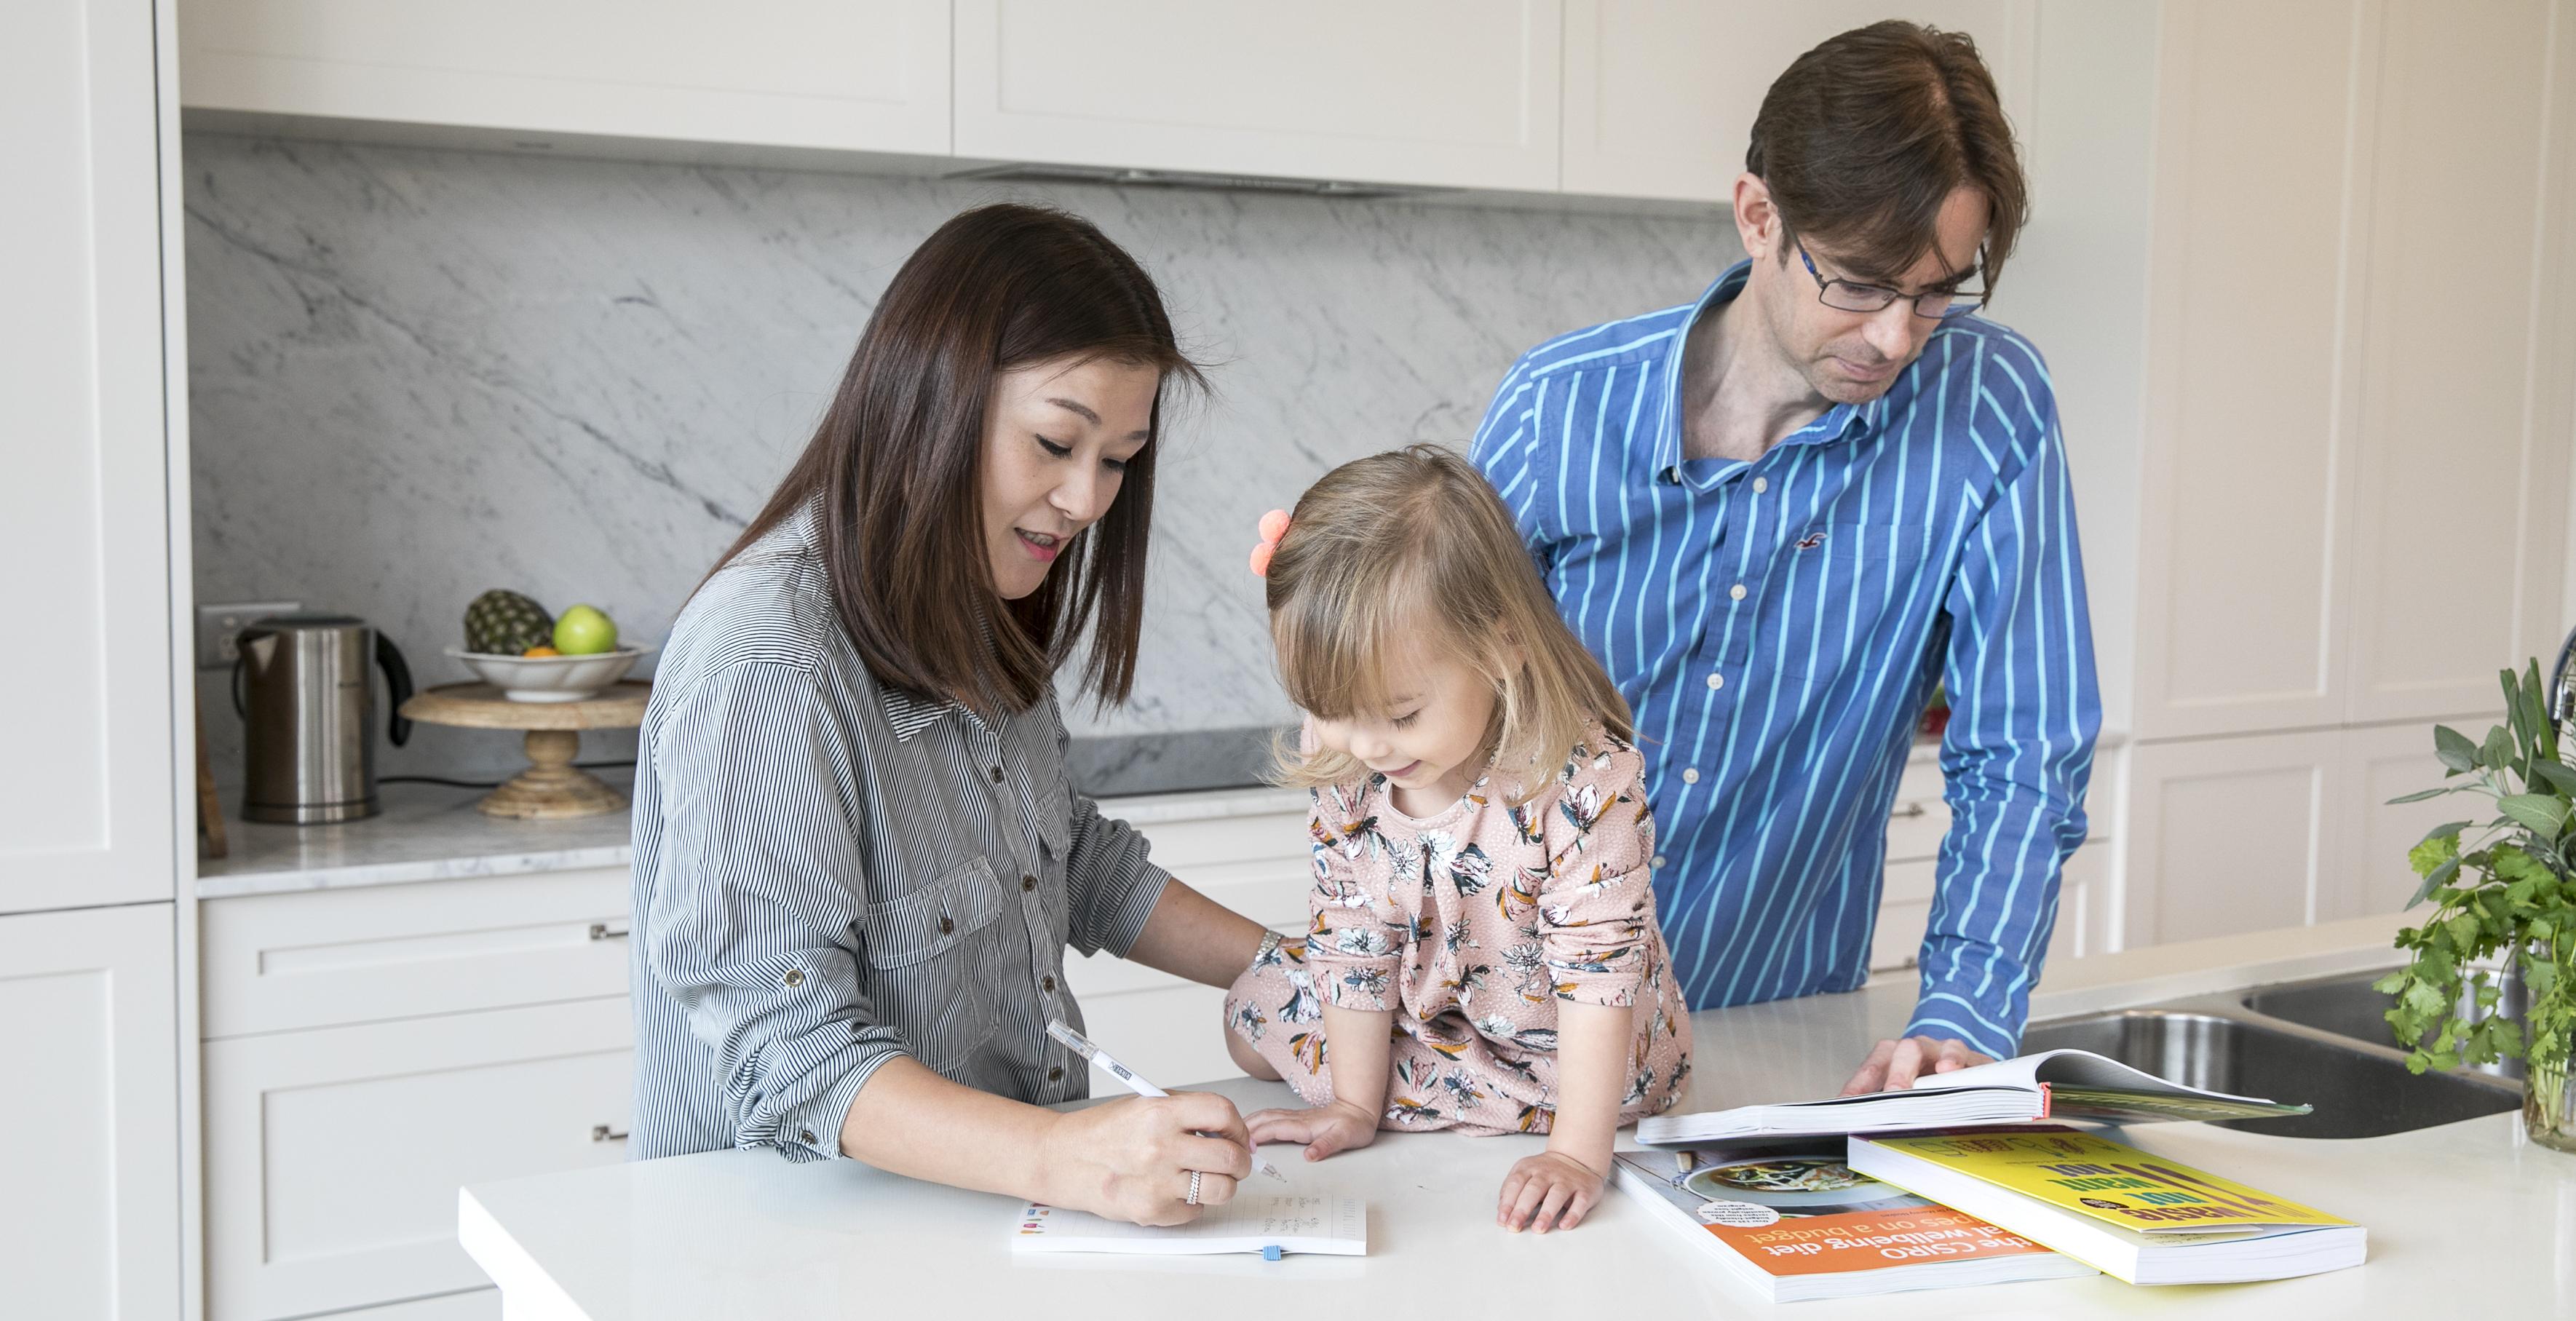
630,204,1275,1227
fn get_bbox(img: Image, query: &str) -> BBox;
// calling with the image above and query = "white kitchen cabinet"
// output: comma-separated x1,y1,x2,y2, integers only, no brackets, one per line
2131,0,2575,741
952,0,1563,192
2342,718,2488,922
1561,0,2035,204
205,996,634,1321
4,0,179,916
2124,731,2345,946
2339,0,2575,726
0,905,183,1320
178,0,953,157
200,867,631,1039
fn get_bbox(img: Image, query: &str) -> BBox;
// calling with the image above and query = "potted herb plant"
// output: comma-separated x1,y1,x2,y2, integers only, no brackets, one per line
2377,662,2576,1151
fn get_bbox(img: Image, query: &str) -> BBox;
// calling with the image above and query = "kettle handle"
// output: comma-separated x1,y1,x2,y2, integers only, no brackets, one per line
377,632,415,747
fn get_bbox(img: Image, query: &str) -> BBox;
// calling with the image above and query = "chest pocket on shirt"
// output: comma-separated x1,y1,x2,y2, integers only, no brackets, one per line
1772,521,1933,681
855,855,1004,1072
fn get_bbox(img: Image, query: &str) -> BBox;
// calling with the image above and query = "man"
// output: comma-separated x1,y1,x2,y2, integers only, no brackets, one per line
1470,21,2099,1095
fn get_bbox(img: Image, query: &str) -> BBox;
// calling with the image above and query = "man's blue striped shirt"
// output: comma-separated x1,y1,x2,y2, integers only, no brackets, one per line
1469,261,2101,1060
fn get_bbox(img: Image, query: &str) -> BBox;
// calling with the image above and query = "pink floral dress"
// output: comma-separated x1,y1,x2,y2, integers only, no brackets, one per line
1224,723,1692,1135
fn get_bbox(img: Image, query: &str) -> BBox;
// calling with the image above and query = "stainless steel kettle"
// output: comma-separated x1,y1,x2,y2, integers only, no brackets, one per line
232,614,414,824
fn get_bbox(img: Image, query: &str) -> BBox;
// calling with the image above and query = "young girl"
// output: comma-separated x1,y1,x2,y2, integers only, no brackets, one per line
1226,445,1692,1234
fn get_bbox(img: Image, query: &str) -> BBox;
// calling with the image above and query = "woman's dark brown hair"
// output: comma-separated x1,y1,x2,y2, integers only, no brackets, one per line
1746,20,2028,291
711,203,1204,715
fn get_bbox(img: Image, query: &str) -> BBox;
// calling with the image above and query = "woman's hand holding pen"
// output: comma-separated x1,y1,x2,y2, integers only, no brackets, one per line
1037,1092,1252,1227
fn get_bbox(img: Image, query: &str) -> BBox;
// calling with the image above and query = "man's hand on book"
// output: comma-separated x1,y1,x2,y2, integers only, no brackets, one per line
1842,1036,1994,1095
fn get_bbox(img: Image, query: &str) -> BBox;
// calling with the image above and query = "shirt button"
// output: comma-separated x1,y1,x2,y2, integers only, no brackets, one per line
989,766,1005,784
1042,975,1057,992
1706,672,1724,690
800,1128,818,1146
938,914,955,935
1752,477,1769,494
1681,768,1700,785
1651,854,1668,869
1729,583,1747,601
782,969,804,988
1021,873,1038,892
1047,1066,1065,1084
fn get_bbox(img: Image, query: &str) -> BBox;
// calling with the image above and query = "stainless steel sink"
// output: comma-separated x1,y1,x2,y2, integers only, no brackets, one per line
2240,966,2526,1081
2018,966,2528,1139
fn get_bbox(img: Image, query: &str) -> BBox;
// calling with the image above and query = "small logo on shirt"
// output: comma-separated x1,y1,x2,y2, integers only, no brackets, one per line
1795,531,1828,551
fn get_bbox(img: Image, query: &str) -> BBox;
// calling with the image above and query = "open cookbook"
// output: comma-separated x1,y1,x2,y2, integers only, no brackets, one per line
1010,1194,1367,1258
1636,1048,2310,1147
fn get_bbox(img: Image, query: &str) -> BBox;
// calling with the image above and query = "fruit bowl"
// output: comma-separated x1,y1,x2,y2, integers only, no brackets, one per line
445,646,654,703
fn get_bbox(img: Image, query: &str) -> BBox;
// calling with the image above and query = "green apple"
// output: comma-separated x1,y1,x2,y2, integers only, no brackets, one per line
552,604,619,655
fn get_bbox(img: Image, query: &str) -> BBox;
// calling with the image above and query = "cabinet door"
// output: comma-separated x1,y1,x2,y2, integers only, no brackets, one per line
2123,731,2347,946
953,0,1562,191
205,999,633,1320
178,0,953,156
2341,0,2575,723
2,0,177,915
0,905,182,1319
2131,0,2377,740
1562,0,2034,203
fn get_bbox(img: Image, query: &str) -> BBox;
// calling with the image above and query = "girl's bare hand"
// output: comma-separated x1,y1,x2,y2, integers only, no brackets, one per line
1243,1098,1380,1162
1497,1150,1606,1233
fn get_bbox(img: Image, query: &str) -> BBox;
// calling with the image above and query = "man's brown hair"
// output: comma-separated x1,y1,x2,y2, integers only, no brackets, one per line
1746,20,2027,291
710,203,1203,716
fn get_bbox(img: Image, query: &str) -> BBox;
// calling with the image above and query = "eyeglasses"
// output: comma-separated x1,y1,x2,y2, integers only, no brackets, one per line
1797,242,1986,320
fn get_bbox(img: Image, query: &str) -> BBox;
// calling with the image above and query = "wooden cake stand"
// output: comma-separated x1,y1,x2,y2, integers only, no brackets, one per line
398,681,649,819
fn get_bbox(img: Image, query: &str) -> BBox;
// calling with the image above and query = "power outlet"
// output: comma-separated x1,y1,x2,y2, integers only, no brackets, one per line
197,601,303,670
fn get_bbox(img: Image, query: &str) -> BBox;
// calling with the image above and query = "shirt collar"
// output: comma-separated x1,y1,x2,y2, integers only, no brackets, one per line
1654,260,1885,487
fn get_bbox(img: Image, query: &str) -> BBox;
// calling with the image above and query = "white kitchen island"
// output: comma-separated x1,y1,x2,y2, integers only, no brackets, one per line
459,915,2576,1318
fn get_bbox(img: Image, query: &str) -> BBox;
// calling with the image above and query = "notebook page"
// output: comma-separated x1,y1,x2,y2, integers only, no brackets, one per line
1012,1194,1367,1255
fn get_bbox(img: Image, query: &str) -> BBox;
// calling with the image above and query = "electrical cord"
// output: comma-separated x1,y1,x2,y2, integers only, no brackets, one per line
381,759,636,791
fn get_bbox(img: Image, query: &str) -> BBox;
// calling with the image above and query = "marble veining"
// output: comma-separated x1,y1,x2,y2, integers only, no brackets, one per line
185,131,1740,789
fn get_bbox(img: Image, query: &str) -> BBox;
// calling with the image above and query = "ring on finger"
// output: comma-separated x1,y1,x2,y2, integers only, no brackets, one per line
1186,1170,1203,1206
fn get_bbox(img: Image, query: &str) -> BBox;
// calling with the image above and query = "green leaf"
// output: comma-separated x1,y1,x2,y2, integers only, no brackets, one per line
2499,793,2569,841
2436,725,2481,773
2406,854,2462,910
2407,830,2462,880
2508,667,2536,755
2534,659,2561,763
2483,724,2516,772
2387,786,2457,804
2530,759,2576,798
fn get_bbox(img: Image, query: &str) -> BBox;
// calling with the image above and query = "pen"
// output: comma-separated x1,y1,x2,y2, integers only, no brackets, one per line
1045,1018,1287,1183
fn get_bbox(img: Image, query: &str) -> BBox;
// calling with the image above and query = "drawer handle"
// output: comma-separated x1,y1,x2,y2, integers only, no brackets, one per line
589,921,630,942
592,1124,629,1143
1890,801,1929,820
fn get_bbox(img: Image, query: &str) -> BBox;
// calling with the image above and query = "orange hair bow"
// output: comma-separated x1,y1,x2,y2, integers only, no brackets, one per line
1248,509,1291,578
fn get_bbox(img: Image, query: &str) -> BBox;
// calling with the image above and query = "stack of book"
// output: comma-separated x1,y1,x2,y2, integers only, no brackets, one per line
1614,1048,2363,1301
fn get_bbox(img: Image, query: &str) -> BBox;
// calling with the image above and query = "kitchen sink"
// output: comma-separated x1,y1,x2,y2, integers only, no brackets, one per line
2020,1009,2522,1139
2240,966,2526,1081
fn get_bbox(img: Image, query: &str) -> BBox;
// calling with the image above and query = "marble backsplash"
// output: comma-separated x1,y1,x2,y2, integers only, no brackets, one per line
186,132,1740,789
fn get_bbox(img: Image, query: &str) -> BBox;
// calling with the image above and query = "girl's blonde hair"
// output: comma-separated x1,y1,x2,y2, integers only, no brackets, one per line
1266,445,1633,803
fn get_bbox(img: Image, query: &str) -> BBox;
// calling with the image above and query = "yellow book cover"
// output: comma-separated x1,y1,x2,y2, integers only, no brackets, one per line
1862,1127,2351,1236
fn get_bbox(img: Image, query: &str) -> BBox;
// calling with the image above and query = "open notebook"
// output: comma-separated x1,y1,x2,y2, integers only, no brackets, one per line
1011,1194,1368,1258
1637,1048,2310,1147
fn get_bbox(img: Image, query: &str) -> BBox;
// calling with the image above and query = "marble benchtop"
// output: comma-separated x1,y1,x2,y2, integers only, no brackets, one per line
191,730,2060,900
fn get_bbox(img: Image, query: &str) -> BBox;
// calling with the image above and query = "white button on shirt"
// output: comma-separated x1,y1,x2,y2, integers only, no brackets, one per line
1729,584,1747,601
1706,672,1724,690
1681,768,1700,785
1752,477,1769,493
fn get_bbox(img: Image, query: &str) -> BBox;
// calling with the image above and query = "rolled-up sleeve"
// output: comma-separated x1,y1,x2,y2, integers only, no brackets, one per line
644,662,901,1161
1052,709,1169,958
1538,741,1657,1007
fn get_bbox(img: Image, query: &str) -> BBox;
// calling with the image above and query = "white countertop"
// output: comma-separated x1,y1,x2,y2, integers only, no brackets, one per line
196,728,2103,900
459,911,2565,1320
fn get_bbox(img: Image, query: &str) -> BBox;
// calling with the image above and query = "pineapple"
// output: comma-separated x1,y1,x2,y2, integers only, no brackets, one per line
464,589,552,656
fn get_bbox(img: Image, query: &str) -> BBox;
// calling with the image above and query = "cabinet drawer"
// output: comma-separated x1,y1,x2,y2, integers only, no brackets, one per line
205,998,633,1321
317,1289,498,1320
202,868,631,1038
1115,806,1312,929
